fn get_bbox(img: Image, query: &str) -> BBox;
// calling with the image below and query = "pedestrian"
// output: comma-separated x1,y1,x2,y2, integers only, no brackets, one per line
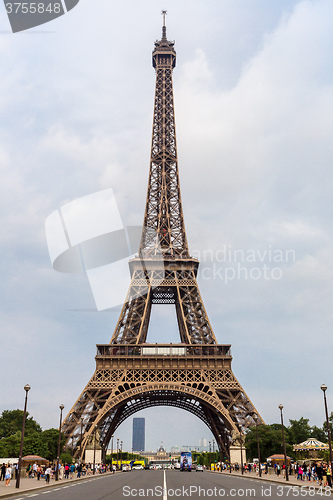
5,464,12,487
45,466,52,483
77,463,82,478
112,464,116,474
297,465,303,480
59,464,64,480
276,464,281,477
64,464,69,479
326,464,332,488
307,466,312,482
302,463,307,480
37,465,42,481
0,463,6,481
316,463,323,486
70,463,75,479
322,463,328,487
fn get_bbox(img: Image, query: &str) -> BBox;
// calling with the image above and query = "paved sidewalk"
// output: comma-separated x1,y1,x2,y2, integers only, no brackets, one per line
0,472,115,498
212,469,332,489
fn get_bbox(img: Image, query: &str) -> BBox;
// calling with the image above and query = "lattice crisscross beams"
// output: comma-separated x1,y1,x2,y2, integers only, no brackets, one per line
62,355,264,460
61,26,264,463
139,47,188,258
110,263,217,345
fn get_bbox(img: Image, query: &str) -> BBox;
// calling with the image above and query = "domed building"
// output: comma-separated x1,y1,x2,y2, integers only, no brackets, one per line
141,443,179,466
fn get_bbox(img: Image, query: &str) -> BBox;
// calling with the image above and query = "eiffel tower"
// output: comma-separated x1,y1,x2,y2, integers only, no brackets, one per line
62,14,264,461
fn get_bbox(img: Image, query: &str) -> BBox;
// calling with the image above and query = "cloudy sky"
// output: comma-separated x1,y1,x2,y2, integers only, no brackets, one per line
1,0,333,454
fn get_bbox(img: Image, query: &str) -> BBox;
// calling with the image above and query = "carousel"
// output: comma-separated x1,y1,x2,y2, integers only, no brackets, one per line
293,438,329,459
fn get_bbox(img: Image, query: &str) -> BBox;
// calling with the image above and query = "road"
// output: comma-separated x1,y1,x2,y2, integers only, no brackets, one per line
7,470,332,500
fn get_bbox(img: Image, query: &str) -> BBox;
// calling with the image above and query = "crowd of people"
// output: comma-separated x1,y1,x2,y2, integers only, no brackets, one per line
219,460,332,487
292,462,332,486
0,462,114,487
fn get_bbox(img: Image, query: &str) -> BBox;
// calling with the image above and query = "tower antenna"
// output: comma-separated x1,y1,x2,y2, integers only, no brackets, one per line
161,10,167,38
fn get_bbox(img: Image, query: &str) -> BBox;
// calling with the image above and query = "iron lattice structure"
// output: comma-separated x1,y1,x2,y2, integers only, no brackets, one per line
62,20,264,461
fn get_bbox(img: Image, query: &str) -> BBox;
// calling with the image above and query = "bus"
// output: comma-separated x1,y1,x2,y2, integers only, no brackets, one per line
180,452,192,471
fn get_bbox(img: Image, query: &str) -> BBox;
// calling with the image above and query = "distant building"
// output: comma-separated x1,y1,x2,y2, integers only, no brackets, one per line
180,445,208,452
132,418,145,452
199,438,207,447
141,444,179,465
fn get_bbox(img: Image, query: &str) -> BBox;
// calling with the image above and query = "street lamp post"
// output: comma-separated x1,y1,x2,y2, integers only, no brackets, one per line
93,426,97,474
212,439,215,470
218,434,222,471
219,434,222,472
55,404,64,481
15,384,31,489
120,441,123,469
278,404,289,481
321,385,333,474
111,435,114,472
254,415,262,477
239,429,244,475
117,438,119,468
79,418,83,464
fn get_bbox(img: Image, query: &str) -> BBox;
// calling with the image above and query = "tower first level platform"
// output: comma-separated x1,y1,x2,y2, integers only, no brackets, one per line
64,343,260,461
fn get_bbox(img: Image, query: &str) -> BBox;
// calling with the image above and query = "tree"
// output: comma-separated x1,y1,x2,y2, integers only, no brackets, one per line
322,412,333,441
245,424,293,461
0,410,62,460
289,418,311,445
60,451,73,465
0,410,41,439
0,431,21,457
311,425,327,442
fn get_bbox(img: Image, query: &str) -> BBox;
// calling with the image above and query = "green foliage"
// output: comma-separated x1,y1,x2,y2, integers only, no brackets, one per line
60,451,73,464
323,412,333,439
245,417,332,462
245,424,287,461
289,418,311,444
0,409,64,461
0,410,41,439
0,428,62,460
195,451,219,467
0,431,21,457
310,425,326,442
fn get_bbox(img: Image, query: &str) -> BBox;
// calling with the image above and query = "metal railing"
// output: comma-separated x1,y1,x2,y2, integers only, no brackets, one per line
96,344,231,357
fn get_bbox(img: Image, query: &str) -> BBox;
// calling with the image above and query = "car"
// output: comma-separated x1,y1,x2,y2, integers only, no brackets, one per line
132,464,144,470
196,465,204,472
121,464,131,472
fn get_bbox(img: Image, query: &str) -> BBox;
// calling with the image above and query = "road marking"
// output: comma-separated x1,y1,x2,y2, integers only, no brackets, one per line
27,495,39,498
163,470,167,500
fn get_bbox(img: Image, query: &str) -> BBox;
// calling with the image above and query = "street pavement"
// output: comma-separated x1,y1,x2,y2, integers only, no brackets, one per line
0,469,332,500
